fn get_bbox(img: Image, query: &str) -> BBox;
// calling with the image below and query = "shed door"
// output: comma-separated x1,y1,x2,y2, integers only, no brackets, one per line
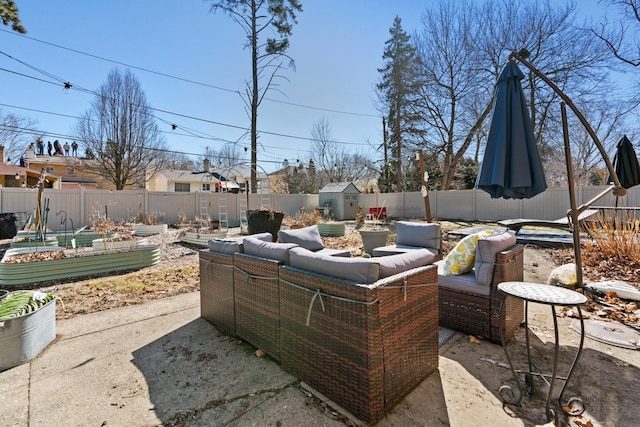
344,193,359,219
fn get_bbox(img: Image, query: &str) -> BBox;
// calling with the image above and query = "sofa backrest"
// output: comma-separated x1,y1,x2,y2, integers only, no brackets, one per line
278,225,325,251
242,236,299,264
474,231,517,286
288,247,435,284
207,232,274,254
395,221,441,250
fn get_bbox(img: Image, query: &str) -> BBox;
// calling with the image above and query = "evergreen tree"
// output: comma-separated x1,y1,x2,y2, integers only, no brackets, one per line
376,16,421,192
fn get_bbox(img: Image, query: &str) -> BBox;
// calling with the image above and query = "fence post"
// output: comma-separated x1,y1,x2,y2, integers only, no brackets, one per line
79,186,86,227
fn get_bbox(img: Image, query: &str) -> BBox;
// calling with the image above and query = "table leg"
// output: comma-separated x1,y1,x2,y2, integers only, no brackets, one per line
499,296,526,404
545,304,586,422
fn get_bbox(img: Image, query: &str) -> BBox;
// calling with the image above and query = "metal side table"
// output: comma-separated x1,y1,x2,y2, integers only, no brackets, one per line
498,281,587,423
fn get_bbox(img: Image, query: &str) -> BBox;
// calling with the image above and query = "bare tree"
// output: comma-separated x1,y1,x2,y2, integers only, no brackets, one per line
165,152,197,170
74,68,168,190
207,0,302,193
413,0,616,189
0,0,25,33
591,0,640,66
309,118,372,186
0,110,38,163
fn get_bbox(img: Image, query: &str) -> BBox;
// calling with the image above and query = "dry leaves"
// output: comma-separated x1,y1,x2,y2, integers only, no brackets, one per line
469,336,481,344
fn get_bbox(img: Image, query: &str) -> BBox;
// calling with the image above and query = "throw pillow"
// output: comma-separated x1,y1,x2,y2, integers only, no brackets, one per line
277,225,325,251
443,230,494,275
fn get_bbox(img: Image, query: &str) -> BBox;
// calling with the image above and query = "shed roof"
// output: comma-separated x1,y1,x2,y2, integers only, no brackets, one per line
319,182,360,193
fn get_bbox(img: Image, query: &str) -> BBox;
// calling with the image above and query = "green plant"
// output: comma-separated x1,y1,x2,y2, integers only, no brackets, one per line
0,291,56,319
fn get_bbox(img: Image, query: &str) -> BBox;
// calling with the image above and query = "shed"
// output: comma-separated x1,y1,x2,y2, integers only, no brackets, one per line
318,182,361,220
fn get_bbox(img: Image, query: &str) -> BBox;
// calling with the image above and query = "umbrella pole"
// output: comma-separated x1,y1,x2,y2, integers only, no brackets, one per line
561,103,584,289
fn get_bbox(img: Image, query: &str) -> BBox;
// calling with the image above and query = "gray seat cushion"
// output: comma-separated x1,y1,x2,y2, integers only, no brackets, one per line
372,244,439,257
436,260,490,296
289,247,380,284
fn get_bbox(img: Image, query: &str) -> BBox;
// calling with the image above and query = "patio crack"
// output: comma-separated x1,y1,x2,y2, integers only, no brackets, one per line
163,379,299,427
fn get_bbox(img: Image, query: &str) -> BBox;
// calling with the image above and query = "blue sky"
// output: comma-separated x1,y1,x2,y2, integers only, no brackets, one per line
1,0,610,172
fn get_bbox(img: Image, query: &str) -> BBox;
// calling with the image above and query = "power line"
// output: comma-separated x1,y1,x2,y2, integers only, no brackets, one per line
0,28,380,118
0,61,371,147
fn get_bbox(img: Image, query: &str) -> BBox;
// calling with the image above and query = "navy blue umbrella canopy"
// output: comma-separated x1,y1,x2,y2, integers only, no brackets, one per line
609,135,640,190
476,60,547,199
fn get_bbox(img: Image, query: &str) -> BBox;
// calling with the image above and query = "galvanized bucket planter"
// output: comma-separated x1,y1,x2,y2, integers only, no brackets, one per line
179,230,227,246
0,245,160,286
135,223,168,237
0,292,57,371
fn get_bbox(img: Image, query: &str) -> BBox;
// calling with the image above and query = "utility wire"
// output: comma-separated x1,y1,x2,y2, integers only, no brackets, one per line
0,61,370,147
0,28,379,118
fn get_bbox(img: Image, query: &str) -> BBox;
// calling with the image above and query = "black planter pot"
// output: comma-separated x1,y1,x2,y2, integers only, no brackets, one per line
246,210,285,242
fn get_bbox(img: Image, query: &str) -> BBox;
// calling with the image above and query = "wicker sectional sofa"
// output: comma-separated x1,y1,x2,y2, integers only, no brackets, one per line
199,231,439,424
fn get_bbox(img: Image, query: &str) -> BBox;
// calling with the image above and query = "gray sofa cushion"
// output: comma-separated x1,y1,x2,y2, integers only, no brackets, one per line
372,244,439,257
395,221,441,249
436,260,489,296
278,225,325,251
208,238,242,254
289,247,380,284
316,248,352,257
207,232,273,254
243,237,298,264
474,231,517,287
377,249,435,278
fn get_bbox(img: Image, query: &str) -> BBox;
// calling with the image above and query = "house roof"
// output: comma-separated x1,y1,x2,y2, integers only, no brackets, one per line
319,182,360,193
25,155,98,167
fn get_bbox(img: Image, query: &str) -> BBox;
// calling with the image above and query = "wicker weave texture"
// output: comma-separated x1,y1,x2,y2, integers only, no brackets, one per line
199,250,236,335
439,244,524,343
279,264,438,424
233,253,283,360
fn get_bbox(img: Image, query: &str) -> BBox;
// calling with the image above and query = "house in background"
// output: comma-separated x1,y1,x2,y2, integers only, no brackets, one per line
23,148,120,190
0,145,59,189
147,159,268,193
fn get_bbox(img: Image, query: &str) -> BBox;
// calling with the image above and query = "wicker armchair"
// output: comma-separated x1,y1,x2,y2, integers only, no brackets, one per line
438,239,524,343
279,258,439,424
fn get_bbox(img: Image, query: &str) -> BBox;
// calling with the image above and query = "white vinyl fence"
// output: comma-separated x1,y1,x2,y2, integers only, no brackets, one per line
1,186,638,232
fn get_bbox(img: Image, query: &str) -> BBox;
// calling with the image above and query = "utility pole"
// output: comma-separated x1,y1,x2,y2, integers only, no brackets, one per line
382,117,389,192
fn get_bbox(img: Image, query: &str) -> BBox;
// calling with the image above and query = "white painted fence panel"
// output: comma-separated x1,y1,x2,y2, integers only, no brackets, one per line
2,186,640,232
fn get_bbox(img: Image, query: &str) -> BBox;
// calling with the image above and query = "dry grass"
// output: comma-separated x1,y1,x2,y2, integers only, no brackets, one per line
42,266,200,319
583,210,640,283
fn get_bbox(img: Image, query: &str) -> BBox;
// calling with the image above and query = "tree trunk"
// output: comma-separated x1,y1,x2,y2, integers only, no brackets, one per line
250,0,258,194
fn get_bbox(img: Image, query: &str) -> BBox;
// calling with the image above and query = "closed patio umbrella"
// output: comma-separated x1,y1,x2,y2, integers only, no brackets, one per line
476,60,547,199
609,135,640,190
